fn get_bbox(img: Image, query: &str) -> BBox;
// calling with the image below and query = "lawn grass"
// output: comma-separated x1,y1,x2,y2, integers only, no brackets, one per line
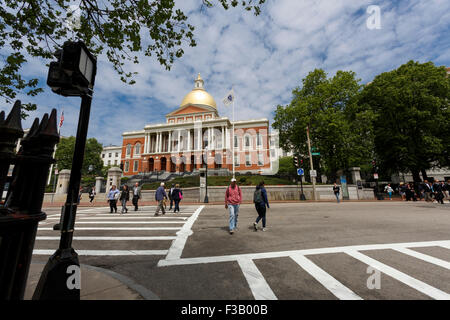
141,174,300,190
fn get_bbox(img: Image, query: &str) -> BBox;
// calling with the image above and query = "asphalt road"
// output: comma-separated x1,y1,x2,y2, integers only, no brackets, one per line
31,201,450,300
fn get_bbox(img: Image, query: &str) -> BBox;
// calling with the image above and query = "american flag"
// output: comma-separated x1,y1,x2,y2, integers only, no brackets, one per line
59,110,64,128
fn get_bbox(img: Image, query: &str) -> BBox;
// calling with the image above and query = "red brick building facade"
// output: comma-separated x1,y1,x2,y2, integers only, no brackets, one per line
121,74,273,176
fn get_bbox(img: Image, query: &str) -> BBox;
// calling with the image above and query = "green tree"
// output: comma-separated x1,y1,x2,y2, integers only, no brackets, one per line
0,0,265,116
359,61,450,182
277,156,297,176
55,136,103,176
273,69,374,182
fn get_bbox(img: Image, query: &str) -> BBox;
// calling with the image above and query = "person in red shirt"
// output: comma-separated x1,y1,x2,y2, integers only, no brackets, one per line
225,178,242,234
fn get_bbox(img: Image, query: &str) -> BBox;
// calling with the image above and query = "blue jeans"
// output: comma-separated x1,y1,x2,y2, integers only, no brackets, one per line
335,192,340,203
228,204,240,231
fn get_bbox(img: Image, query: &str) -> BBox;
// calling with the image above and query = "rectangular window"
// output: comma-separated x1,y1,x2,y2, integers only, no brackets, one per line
234,155,240,166
245,154,251,167
124,161,130,172
102,154,105,158
114,160,118,165
257,133,262,147
258,153,263,166
107,160,111,165
234,136,238,148
115,153,119,157
133,160,139,172
108,153,112,157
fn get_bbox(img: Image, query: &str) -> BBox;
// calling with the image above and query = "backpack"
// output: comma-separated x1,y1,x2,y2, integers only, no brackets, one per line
253,189,263,204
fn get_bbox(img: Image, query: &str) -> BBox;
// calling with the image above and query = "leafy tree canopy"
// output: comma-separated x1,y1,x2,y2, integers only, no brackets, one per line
55,136,103,176
273,69,375,182
0,0,265,116
359,60,450,182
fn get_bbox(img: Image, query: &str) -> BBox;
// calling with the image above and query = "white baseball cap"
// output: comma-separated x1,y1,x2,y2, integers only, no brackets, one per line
231,178,236,182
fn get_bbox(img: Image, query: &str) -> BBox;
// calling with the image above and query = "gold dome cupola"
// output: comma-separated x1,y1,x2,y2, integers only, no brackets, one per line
180,73,217,109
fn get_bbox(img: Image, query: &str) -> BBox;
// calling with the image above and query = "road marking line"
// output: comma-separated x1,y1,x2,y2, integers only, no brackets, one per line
237,258,277,300
38,227,181,231
76,217,187,220
163,205,205,261
392,247,450,270
33,249,168,256
158,240,450,267
290,254,362,300
74,221,185,224
36,236,177,241
344,250,450,300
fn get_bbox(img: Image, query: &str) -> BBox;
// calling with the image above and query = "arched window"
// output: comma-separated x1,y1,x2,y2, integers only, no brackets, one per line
135,143,141,155
126,144,131,157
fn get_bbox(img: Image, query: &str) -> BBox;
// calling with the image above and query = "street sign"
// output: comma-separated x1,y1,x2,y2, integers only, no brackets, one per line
310,170,317,177
312,152,320,156
297,168,304,176
374,173,379,179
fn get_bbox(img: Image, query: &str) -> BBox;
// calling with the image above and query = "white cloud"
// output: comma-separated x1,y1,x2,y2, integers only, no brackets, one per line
1,0,449,147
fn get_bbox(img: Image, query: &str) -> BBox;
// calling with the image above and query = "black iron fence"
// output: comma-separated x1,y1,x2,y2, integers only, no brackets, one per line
0,101,59,300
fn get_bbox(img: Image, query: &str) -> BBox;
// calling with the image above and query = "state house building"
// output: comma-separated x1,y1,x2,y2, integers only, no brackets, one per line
120,74,275,176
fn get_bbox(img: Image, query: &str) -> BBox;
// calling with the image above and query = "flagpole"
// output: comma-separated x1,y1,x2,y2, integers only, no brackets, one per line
232,85,235,179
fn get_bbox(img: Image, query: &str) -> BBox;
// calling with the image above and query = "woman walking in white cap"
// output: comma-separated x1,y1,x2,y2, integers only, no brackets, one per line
225,178,242,234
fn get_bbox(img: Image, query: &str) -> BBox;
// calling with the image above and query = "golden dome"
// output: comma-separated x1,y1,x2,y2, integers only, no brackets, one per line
180,73,217,109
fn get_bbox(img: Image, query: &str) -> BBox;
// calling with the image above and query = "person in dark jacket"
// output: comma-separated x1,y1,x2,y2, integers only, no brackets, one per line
168,184,175,211
120,184,130,214
253,181,270,232
433,180,444,204
154,182,168,216
172,184,183,213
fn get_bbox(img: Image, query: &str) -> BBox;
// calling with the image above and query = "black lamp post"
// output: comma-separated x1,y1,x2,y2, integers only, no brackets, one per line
33,40,97,300
204,146,209,203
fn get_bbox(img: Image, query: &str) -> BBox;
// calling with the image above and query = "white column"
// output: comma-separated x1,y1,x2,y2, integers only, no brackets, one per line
198,128,201,150
168,131,172,153
188,129,191,151
157,132,161,153
221,126,225,149
177,130,180,153
208,127,211,149
226,127,229,149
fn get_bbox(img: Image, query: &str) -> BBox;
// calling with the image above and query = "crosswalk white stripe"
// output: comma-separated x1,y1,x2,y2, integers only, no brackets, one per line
290,254,362,300
158,240,450,267
38,227,181,231
74,221,184,224
33,249,168,256
77,217,187,220
392,247,450,270
36,236,177,241
164,205,204,261
344,250,450,300
237,258,278,300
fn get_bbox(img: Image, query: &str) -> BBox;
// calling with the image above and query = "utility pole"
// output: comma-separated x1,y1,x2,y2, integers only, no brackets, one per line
306,125,316,200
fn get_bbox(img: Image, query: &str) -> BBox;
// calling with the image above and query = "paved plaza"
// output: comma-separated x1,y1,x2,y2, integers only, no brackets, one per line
29,201,450,300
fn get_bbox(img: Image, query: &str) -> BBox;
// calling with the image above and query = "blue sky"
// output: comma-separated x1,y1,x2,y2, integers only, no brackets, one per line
2,0,450,147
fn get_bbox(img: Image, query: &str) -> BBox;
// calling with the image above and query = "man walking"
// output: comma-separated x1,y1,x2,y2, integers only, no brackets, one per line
333,183,340,203
107,185,120,213
225,178,242,235
155,182,167,216
423,180,432,202
168,184,175,211
132,182,141,211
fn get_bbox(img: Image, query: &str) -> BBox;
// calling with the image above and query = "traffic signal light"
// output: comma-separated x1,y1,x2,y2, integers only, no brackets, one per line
293,156,299,168
47,41,97,97
120,162,124,171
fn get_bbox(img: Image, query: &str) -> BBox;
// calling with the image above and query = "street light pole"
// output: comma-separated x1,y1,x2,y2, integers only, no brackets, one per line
306,125,316,200
204,146,209,203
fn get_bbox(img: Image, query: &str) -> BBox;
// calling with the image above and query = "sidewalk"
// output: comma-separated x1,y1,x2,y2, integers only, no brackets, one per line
25,262,155,300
